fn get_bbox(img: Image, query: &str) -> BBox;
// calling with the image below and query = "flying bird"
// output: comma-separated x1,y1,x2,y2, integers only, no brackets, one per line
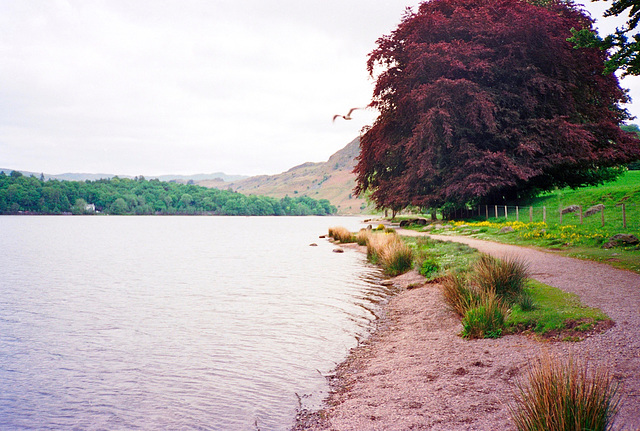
333,107,364,122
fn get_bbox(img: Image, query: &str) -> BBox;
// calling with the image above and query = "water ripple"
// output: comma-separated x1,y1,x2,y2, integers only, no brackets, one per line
0,216,390,430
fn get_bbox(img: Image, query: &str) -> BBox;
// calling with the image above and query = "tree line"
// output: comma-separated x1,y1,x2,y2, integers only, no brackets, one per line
0,171,337,216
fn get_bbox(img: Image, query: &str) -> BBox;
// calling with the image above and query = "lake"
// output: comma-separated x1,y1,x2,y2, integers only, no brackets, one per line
0,216,393,430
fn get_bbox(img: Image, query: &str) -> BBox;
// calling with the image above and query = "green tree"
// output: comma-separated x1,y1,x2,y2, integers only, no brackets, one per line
570,0,640,76
109,198,129,215
72,198,88,215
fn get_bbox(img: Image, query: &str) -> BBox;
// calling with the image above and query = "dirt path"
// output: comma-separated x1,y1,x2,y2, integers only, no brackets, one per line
295,231,640,430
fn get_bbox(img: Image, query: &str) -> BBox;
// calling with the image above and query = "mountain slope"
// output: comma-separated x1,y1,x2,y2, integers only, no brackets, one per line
198,137,370,214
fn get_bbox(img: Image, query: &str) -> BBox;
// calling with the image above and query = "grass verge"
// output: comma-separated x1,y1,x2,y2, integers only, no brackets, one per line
432,220,640,274
403,236,478,280
506,279,611,340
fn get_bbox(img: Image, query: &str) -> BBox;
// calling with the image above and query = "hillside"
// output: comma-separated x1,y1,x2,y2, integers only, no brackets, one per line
198,137,372,214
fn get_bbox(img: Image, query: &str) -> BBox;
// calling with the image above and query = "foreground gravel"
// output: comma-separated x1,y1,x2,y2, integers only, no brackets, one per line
294,232,640,430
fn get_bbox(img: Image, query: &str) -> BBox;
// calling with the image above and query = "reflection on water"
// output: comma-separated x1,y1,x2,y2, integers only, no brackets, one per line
0,216,395,430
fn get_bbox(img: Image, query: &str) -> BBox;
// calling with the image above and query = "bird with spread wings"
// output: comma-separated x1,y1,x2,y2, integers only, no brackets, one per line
333,107,364,122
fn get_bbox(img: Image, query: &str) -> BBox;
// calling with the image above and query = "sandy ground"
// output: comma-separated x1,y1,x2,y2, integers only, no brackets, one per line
293,231,640,430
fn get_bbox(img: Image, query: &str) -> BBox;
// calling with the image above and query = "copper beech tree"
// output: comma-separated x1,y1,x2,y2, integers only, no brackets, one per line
354,0,640,212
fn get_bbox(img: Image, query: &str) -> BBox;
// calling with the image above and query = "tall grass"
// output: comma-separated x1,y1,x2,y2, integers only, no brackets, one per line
328,226,354,243
440,272,479,316
511,354,620,431
439,254,530,339
365,232,413,276
473,254,530,300
461,291,508,339
355,229,370,246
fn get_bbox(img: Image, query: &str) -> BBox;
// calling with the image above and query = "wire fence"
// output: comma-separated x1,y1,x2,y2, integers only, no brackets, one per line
452,203,639,230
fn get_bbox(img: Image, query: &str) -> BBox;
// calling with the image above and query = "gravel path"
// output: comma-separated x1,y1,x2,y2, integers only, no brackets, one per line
295,231,640,430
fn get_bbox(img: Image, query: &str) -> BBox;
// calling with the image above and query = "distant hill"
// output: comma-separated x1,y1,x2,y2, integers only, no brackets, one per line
0,169,247,183
197,137,372,214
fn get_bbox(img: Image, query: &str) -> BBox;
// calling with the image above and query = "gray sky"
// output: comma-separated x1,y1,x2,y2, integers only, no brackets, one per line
1,1,638,177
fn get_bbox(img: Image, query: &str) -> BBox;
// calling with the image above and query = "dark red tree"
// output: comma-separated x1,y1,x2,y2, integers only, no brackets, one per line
355,0,640,210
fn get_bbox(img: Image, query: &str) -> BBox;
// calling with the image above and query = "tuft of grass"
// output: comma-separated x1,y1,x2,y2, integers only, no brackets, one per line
328,226,354,243
461,291,508,339
355,229,370,246
510,354,620,431
516,291,536,311
440,271,479,317
473,254,530,301
366,232,413,276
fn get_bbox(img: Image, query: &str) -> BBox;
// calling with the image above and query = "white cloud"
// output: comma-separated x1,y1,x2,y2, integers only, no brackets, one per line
0,0,638,176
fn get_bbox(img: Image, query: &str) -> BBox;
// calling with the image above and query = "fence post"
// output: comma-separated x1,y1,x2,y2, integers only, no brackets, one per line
505,205,508,220
579,206,583,225
516,206,519,221
543,206,546,223
529,206,533,222
495,205,498,219
559,207,563,225
601,206,605,227
622,203,627,229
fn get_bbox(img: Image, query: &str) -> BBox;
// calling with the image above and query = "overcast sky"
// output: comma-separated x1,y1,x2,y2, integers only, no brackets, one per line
1,1,638,177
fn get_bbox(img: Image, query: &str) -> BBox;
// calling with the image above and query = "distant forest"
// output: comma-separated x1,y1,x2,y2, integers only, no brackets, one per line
0,171,337,216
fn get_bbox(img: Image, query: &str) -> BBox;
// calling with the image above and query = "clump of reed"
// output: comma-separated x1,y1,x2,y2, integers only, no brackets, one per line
328,226,354,243
461,291,507,339
355,229,370,246
472,254,530,300
440,254,530,339
440,271,479,316
365,232,413,276
510,354,620,431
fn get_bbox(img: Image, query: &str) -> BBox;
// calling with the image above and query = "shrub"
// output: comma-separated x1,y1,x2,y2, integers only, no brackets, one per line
440,272,479,317
419,258,440,278
511,355,620,431
375,224,385,231
328,226,354,243
473,254,529,300
461,291,507,339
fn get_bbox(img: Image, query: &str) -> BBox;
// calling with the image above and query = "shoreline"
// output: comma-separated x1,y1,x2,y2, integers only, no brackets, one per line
293,231,640,430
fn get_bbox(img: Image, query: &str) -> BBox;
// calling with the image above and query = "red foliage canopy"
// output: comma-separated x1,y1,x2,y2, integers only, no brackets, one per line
355,0,640,209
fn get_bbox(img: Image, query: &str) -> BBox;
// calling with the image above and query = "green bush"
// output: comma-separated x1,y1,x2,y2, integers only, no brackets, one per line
419,258,440,278
511,355,620,431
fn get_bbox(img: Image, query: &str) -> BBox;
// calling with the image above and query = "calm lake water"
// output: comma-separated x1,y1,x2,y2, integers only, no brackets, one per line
0,216,393,430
